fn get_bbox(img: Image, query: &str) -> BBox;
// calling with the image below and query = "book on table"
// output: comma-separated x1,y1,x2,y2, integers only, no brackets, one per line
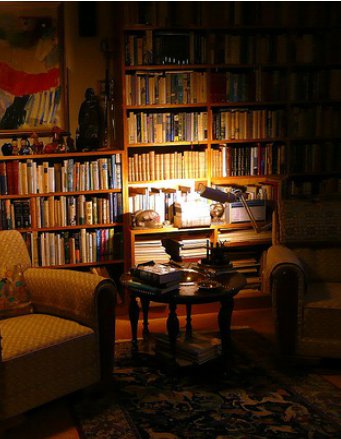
125,278,180,294
131,263,182,286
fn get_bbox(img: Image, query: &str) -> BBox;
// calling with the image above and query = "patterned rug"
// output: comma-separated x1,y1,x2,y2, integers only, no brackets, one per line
72,328,341,438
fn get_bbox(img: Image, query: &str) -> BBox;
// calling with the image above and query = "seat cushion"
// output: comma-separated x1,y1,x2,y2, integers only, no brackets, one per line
0,313,95,360
0,314,100,420
303,282,341,340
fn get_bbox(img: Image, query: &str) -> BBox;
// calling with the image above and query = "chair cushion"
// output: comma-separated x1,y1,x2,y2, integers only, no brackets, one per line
0,264,33,320
0,313,95,360
0,314,100,420
303,282,341,340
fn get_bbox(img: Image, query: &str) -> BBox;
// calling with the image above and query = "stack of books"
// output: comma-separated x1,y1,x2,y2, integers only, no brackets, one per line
127,263,182,294
154,332,222,365
134,240,170,265
162,237,208,262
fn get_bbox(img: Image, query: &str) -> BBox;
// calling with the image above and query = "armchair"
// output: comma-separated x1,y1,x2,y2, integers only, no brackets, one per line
0,230,117,422
262,199,341,361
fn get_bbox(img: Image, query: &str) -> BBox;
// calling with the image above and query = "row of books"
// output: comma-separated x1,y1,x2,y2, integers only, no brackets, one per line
0,155,122,196
125,71,207,106
34,193,122,229
126,68,341,107
211,33,288,66
125,29,335,67
127,111,208,144
218,69,341,103
0,199,31,230
124,2,337,28
210,71,254,103
0,193,123,230
290,106,341,138
128,149,207,182
125,31,207,66
284,178,341,198
211,142,286,177
27,228,118,267
129,187,201,224
288,142,341,174
288,70,341,102
212,109,286,141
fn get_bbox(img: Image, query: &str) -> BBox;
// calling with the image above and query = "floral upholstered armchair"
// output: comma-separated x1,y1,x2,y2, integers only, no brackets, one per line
0,230,117,422
262,199,341,361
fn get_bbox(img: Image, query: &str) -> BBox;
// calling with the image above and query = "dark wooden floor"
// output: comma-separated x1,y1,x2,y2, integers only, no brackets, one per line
3,305,341,439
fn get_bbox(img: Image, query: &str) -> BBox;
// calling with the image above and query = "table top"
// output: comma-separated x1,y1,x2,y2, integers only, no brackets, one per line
120,269,247,305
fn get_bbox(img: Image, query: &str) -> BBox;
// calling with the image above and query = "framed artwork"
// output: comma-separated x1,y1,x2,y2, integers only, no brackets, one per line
0,2,67,136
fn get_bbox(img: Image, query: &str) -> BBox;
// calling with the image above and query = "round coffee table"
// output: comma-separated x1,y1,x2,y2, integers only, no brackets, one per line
120,269,246,370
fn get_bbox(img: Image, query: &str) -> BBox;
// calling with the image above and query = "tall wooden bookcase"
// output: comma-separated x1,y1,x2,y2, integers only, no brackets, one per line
114,1,341,298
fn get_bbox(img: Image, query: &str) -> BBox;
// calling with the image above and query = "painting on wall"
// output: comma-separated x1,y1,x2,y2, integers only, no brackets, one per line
0,2,67,135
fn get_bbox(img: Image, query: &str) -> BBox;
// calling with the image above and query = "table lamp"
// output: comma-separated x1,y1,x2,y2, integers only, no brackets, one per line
198,183,263,233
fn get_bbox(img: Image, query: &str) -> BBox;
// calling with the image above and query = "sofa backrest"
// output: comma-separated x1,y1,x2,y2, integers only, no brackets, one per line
0,230,31,269
273,199,341,282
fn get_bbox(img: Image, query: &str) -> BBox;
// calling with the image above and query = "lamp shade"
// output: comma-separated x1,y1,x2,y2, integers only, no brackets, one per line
198,184,237,203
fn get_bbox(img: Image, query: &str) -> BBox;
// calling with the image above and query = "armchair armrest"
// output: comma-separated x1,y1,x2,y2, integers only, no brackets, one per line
24,268,116,328
262,245,306,356
262,245,305,294
24,268,117,381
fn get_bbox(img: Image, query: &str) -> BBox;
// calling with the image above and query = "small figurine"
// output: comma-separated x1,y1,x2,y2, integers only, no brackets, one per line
30,132,44,155
57,135,67,153
11,137,19,155
1,142,13,156
19,136,33,155
43,126,62,154
77,88,103,151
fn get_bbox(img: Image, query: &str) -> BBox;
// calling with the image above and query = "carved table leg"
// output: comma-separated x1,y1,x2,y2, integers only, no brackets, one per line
141,297,150,340
218,296,234,372
129,293,140,353
167,301,180,366
185,303,192,340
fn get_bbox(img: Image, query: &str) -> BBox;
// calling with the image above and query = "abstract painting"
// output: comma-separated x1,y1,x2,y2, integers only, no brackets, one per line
0,2,66,134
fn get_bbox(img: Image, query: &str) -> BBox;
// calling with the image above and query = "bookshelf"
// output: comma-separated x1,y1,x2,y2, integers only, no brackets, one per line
114,1,341,297
0,150,124,271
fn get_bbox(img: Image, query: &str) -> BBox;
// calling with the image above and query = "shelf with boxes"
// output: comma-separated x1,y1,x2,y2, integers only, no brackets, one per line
0,150,124,268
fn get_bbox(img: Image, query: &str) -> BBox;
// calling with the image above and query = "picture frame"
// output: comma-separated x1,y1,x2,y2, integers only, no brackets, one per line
0,2,68,137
